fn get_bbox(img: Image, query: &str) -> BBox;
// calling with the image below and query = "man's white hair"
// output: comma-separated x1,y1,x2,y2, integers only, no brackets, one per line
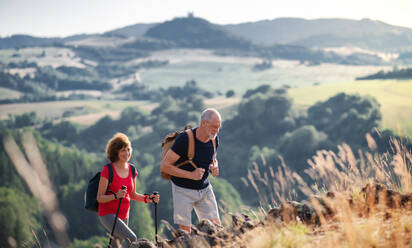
200,108,221,123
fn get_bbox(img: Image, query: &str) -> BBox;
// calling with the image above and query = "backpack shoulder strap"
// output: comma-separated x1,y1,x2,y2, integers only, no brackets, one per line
129,164,137,178
104,163,114,194
186,129,195,160
211,138,217,163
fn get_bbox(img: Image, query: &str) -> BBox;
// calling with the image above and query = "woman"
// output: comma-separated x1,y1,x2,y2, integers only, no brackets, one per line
97,133,159,247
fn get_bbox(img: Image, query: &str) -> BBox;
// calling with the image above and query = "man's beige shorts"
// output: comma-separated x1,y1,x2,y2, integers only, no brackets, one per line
171,182,220,226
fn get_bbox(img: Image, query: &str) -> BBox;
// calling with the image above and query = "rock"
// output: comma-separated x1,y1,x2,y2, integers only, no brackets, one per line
130,238,156,248
231,213,251,227
197,219,219,235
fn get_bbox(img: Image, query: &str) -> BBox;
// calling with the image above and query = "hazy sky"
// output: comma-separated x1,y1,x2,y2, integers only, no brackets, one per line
1,0,412,37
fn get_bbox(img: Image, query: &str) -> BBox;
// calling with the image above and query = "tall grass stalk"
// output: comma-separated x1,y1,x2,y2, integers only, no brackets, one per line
243,134,412,247
3,131,71,247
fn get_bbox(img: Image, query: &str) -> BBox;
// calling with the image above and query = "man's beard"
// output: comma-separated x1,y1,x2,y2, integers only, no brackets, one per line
207,133,217,140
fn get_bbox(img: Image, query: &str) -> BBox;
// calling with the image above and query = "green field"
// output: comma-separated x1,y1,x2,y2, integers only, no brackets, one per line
0,47,84,68
289,80,412,138
138,49,391,94
0,100,157,126
0,87,22,100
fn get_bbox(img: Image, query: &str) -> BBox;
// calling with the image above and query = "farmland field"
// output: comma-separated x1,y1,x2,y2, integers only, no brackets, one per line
0,100,157,126
138,49,392,94
0,87,22,100
289,80,412,138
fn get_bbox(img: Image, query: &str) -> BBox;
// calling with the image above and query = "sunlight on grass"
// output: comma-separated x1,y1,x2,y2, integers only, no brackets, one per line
0,87,22,100
242,134,412,247
289,80,412,138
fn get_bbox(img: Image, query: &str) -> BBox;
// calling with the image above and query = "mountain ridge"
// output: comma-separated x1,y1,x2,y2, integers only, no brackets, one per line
1,16,412,53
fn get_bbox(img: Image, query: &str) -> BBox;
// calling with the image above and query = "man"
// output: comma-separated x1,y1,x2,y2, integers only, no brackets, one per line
160,108,221,233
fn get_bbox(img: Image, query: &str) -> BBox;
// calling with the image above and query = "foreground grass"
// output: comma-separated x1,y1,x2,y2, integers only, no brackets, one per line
243,211,412,248
240,134,412,248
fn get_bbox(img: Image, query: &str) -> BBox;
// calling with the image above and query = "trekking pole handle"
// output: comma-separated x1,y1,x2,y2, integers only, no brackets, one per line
149,191,159,204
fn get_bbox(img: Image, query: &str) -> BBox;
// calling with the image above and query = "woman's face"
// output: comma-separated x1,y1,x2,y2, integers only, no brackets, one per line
117,146,132,163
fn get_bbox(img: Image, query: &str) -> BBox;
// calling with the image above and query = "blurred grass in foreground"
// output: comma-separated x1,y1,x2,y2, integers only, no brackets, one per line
242,133,411,247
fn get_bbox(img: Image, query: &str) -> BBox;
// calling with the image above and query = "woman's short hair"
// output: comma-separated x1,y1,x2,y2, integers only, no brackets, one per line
106,133,132,162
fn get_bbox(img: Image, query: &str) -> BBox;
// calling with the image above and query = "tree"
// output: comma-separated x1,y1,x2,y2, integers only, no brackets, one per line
278,125,329,171
225,90,235,98
0,187,42,248
307,93,381,147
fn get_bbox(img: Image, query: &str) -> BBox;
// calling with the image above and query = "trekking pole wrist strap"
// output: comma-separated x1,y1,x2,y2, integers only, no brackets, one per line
107,190,117,199
144,194,149,203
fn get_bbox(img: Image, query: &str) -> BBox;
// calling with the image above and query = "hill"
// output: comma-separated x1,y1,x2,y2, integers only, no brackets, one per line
0,34,61,49
105,23,156,37
223,18,412,51
0,34,98,49
356,67,412,80
3,17,412,53
144,16,253,50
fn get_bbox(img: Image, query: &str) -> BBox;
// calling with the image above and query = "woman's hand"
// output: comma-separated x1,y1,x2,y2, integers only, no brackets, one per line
148,193,160,203
116,187,127,199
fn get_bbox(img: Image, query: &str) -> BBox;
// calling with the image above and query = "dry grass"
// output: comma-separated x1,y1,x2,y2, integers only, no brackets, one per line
242,133,412,248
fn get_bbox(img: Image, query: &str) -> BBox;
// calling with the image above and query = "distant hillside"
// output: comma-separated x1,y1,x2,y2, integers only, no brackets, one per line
105,23,156,37
144,16,253,50
357,67,412,80
223,18,412,51
0,16,389,65
0,35,61,49
0,34,98,49
3,17,412,53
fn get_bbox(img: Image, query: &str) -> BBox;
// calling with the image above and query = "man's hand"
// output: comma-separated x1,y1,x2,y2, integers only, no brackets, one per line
209,162,219,177
191,168,205,180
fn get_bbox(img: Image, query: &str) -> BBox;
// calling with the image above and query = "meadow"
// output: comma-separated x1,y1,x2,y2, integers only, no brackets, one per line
0,87,22,100
0,100,157,126
139,49,391,94
289,80,412,138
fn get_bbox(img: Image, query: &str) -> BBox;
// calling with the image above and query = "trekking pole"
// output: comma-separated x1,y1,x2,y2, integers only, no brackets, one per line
108,185,126,248
150,191,159,245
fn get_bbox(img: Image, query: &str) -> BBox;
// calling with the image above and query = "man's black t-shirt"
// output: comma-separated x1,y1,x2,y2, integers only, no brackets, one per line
170,128,219,190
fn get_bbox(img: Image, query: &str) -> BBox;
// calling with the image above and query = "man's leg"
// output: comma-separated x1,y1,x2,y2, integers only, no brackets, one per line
172,183,196,233
194,185,221,226
209,218,221,226
178,225,191,233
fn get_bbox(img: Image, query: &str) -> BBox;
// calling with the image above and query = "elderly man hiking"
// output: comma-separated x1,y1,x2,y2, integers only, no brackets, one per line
161,108,221,233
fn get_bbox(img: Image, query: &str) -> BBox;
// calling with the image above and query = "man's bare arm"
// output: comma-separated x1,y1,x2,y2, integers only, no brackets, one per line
160,149,204,180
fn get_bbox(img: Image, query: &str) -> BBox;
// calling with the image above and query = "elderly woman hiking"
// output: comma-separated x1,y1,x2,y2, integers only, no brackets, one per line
97,133,159,247
161,108,222,233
